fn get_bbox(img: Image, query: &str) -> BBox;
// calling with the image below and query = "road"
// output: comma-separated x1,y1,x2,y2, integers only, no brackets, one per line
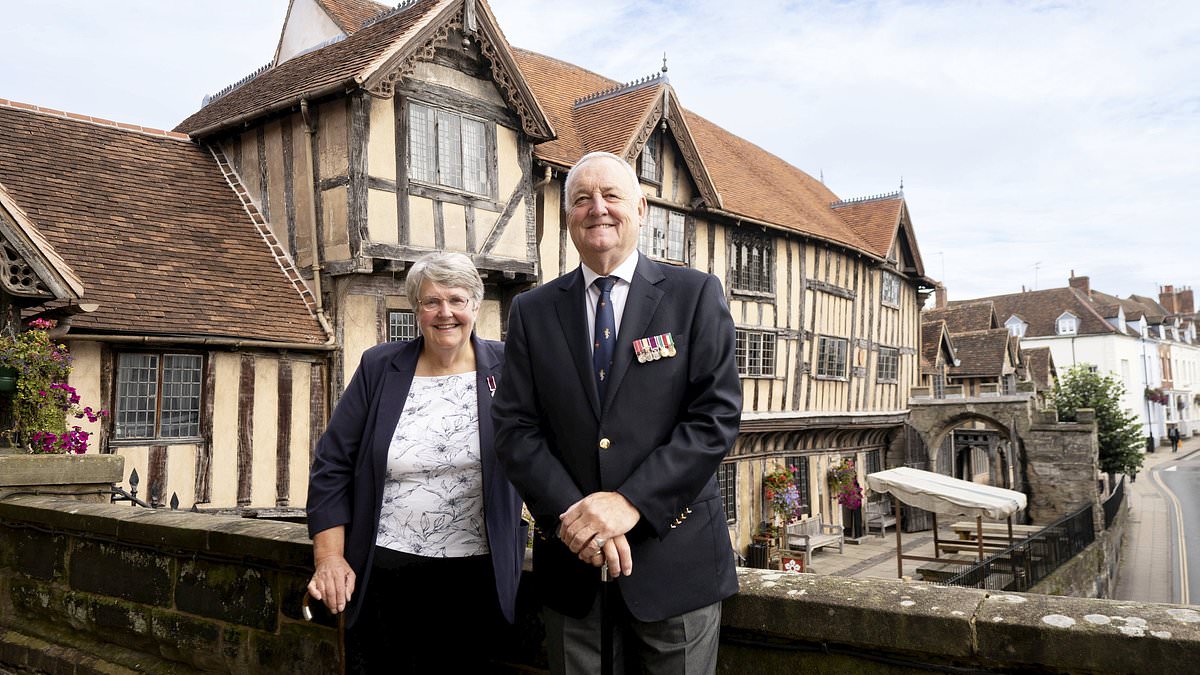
1152,451,1200,604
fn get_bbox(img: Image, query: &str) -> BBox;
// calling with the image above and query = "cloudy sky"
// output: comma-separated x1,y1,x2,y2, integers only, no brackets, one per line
3,1,1197,302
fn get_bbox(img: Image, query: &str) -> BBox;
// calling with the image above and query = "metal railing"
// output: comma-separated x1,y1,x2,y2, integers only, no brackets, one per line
939,505,1096,592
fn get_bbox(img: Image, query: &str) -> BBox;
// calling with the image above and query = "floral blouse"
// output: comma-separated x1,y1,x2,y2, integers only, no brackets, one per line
375,372,488,557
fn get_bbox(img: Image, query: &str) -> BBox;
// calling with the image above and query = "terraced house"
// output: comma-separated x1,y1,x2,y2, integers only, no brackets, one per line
0,0,936,557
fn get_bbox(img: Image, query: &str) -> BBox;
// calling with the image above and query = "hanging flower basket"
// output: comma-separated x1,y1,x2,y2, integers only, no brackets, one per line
763,466,804,523
828,458,863,510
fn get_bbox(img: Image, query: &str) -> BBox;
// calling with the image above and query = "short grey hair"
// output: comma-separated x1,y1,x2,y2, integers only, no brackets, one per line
405,252,484,306
564,151,641,201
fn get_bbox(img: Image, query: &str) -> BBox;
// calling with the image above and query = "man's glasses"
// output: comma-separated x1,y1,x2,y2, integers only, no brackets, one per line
418,296,471,312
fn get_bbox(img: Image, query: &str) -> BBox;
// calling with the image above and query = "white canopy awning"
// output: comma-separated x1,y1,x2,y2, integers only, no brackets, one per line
865,466,1027,520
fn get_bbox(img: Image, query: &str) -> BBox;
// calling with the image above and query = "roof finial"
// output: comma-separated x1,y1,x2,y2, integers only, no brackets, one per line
820,169,825,185
662,52,668,73
899,176,904,190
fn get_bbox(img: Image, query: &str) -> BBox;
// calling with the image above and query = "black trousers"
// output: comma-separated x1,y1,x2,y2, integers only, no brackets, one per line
346,546,508,674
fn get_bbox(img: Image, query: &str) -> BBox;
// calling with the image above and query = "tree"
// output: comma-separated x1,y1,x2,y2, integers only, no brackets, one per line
1051,365,1144,476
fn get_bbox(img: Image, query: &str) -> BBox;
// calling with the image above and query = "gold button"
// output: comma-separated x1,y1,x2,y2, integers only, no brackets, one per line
599,438,611,450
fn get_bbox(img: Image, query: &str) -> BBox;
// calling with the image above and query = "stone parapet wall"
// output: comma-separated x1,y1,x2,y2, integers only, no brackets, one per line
1024,417,1102,528
1,496,1195,674
1031,490,1127,599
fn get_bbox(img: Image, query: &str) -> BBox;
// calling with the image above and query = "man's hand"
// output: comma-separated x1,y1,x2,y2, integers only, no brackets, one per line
560,492,640,577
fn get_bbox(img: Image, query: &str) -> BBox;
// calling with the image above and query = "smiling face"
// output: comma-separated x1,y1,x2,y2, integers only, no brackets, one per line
566,155,646,275
416,281,478,355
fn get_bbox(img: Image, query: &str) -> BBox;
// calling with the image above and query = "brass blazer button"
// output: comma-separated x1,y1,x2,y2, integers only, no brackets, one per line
599,438,611,450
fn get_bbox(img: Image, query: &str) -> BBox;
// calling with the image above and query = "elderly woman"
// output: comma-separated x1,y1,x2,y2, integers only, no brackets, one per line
306,252,526,673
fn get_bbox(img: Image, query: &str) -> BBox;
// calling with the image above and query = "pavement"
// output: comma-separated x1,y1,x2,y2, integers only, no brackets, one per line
790,439,1197,603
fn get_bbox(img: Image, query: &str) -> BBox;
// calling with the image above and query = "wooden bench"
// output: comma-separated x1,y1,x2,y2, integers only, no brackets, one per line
783,517,844,568
864,497,896,537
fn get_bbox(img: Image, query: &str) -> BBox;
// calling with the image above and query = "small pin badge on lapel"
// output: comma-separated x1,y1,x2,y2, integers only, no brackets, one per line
486,375,497,397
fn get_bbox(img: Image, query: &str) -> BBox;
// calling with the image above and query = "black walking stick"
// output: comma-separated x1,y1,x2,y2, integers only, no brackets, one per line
600,565,614,675
302,591,346,675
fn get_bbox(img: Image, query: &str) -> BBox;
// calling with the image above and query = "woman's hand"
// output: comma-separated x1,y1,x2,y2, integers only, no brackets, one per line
308,527,356,614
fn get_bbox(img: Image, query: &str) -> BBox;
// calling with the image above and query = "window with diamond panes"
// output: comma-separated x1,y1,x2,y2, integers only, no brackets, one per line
639,205,684,262
877,347,899,382
388,310,417,342
717,462,737,523
881,271,901,307
408,102,490,196
116,353,202,440
735,329,776,377
815,336,848,378
730,232,773,294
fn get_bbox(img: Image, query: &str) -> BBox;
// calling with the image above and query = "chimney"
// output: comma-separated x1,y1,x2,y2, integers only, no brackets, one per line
935,283,947,309
1068,271,1090,299
1181,287,1195,314
1160,285,1178,313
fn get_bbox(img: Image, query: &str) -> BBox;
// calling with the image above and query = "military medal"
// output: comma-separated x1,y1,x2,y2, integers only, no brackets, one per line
664,333,677,357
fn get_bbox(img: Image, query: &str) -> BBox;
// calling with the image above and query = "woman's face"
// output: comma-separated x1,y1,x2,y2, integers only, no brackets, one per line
415,281,478,353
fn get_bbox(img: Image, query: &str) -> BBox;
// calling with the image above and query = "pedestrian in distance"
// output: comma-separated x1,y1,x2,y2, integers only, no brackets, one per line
493,151,742,675
1169,426,1181,453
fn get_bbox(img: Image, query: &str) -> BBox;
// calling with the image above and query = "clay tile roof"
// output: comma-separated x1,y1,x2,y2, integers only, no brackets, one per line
831,194,902,258
510,48,875,253
1022,347,1056,391
0,103,326,345
922,301,997,334
176,0,446,135
957,287,1115,338
573,83,662,157
317,0,390,33
921,320,955,370
949,328,1011,378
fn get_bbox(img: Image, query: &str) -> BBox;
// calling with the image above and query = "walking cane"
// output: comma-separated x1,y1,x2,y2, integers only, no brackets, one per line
302,591,346,675
600,565,614,675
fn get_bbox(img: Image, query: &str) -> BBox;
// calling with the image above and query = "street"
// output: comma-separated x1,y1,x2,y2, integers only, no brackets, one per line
1153,451,1200,604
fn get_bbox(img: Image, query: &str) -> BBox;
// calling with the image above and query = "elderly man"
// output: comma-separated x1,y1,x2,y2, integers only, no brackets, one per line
493,151,741,674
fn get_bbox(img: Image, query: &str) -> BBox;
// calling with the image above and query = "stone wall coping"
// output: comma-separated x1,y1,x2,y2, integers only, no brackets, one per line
0,495,313,570
0,454,124,487
730,568,1200,672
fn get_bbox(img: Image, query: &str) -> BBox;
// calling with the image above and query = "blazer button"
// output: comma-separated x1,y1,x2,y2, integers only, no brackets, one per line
599,438,611,450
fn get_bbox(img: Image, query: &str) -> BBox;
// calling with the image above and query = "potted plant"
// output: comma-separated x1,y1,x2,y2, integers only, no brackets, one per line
763,465,805,525
829,458,865,539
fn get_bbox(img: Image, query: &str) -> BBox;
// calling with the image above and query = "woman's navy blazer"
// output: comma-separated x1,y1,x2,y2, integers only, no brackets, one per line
307,335,526,626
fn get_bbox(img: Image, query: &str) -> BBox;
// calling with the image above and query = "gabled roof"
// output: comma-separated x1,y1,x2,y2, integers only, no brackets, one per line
510,48,881,256
831,192,901,258
956,287,1116,339
920,320,957,372
923,301,998,334
179,0,553,142
949,328,1014,378
0,102,326,345
0,182,84,302
1022,346,1057,391
317,0,390,33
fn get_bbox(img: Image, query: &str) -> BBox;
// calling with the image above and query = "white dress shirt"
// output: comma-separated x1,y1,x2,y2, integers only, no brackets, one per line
581,249,640,354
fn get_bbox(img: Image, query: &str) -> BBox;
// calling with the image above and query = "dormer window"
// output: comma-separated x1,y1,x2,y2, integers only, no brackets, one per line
1005,315,1027,338
638,131,660,182
1056,312,1079,336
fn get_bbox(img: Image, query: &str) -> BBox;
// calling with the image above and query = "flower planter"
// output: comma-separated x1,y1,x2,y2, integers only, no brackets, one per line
0,451,124,503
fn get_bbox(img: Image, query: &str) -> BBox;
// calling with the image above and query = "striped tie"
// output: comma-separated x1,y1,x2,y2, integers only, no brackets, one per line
593,276,616,401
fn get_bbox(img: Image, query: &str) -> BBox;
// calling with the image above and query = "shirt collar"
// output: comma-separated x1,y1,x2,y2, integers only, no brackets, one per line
581,249,640,289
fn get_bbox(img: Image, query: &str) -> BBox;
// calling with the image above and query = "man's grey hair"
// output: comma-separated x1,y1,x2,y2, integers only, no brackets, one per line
405,251,485,306
564,151,642,201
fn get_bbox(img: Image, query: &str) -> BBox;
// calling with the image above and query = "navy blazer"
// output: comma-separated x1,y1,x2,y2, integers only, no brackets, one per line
307,335,526,626
493,256,742,622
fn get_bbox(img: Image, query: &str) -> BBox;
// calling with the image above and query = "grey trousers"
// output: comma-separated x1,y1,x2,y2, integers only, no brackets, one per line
543,586,722,675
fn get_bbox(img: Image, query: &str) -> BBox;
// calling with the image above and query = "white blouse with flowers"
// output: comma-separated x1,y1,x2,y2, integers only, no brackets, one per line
374,372,489,558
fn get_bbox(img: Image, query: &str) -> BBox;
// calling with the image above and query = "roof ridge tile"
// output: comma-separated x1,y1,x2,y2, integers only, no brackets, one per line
0,99,191,141
831,190,903,208
574,72,667,108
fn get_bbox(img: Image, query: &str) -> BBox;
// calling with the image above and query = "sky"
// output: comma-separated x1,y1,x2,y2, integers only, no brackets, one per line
2,0,1197,303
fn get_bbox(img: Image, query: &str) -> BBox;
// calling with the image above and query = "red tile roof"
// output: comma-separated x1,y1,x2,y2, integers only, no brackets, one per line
958,287,1116,338
176,0,446,135
316,0,390,33
921,320,955,371
0,103,326,345
572,83,661,158
1022,347,1056,391
831,194,902,258
948,328,1012,378
923,301,998,334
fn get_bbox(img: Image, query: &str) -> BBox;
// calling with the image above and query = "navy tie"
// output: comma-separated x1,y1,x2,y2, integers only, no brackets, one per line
593,276,617,401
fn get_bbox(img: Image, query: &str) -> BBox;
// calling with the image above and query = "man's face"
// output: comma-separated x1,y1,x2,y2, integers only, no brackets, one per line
566,157,646,271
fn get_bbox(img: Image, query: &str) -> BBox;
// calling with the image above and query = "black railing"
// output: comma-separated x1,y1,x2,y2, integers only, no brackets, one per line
939,505,1096,592
109,468,179,510
1103,475,1125,529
